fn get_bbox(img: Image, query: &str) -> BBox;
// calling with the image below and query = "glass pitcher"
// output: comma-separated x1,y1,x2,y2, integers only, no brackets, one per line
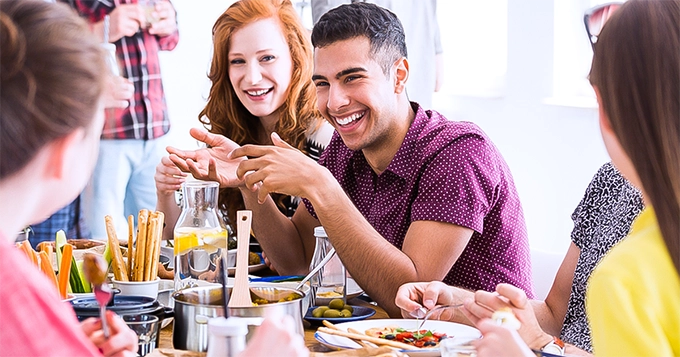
309,226,346,306
173,181,228,291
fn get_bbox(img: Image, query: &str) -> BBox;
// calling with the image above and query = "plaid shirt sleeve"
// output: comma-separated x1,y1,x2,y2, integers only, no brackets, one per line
59,0,178,140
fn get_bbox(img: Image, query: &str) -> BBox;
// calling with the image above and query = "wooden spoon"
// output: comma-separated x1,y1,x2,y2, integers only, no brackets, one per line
228,210,253,307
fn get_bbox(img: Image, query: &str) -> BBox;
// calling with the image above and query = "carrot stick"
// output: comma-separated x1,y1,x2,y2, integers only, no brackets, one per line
39,250,59,292
59,244,73,299
20,240,38,266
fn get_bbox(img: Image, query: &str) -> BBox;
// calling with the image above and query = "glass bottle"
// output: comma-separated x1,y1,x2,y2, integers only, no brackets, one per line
309,226,346,306
173,181,228,291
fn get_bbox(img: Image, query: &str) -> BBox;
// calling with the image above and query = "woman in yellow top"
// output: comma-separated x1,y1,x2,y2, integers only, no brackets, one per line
468,1,680,356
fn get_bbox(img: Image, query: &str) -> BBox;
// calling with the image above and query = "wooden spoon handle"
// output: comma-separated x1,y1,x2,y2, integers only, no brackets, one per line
228,210,253,307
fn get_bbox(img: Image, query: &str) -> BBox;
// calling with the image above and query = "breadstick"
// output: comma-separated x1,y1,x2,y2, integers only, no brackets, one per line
134,209,149,281
127,215,135,280
148,211,164,281
105,215,128,281
348,328,378,348
322,320,372,348
317,327,416,350
144,212,158,281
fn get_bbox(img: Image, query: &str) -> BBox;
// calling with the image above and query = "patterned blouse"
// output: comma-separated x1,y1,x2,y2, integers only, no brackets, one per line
560,162,644,352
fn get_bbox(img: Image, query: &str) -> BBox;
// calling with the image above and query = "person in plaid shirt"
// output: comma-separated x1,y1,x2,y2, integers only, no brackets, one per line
60,0,179,238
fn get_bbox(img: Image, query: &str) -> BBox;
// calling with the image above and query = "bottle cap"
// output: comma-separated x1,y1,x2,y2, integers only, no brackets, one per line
314,226,327,238
208,317,248,336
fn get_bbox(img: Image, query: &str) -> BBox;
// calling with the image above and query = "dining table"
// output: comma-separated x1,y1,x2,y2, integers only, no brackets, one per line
151,292,389,356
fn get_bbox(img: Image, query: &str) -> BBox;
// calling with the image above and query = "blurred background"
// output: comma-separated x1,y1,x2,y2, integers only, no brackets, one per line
159,0,614,255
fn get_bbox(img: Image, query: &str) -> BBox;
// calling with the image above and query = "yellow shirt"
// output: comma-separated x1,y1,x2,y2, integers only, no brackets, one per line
587,207,680,356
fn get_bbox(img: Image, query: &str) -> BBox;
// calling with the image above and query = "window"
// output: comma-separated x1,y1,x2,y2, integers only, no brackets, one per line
436,0,508,98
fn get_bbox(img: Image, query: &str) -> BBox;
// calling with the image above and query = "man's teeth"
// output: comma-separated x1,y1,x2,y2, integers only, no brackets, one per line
336,112,364,126
247,89,270,96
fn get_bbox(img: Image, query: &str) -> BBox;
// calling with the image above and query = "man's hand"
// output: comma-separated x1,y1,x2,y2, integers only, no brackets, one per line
230,132,329,204
107,4,144,42
395,281,465,321
81,311,138,357
147,0,177,37
462,283,552,350
155,155,187,195
167,127,245,188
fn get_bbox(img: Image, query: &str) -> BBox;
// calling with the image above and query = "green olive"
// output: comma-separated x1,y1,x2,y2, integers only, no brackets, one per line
342,305,354,313
340,309,352,317
312,306,329,318
328,298,345,310
323,309,342,318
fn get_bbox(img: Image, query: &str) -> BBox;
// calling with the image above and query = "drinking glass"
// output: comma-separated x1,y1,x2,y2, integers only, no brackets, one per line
123,314,160,356
140,0,159,27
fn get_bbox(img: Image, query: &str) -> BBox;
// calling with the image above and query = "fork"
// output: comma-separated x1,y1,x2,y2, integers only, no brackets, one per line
93,284,113,338
410,304,463,331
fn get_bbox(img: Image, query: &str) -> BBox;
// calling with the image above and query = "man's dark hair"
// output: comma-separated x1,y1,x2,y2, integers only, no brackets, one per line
311,2,407,76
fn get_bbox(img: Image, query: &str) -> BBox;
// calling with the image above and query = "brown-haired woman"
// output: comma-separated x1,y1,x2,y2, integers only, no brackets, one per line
155,0,332,240
0,1,137,355
469,1,680,356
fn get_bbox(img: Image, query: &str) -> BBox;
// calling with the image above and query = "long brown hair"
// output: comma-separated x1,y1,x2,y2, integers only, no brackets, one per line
589,0,680,273
200,0,319,226
0,0,107,180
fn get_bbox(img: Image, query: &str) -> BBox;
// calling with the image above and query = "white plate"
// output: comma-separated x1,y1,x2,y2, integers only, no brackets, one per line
227,263,267,276
314,278,364,305
314,319,481,357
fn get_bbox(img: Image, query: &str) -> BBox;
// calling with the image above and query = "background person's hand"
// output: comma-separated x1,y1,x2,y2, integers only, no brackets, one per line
81,311,138,357
472,319,534,357
395,281,460,320
461,283,552,350
167,128,245,188
155,156,186,195
147,0,177,36
238,314,309,357
104,75,134,109
107,4,144,42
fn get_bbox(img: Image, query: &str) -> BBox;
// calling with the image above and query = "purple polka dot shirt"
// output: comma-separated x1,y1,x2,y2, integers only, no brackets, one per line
304,104,534,297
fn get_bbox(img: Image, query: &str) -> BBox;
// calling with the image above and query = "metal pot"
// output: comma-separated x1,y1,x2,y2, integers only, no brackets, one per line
172,285,305,352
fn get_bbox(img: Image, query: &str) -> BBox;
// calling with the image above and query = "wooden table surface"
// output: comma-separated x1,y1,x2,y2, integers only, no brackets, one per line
157,297,389,355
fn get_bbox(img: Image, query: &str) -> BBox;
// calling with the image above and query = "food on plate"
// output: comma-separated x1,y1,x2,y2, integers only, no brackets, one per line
492,307,521,330
248,251,261,265
365,325,448,348
318,290,343,298
157,261,174,280
312,298,354,318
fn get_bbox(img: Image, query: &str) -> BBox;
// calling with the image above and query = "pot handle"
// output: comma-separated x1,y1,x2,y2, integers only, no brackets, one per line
160,306,175,321
195,314,211,325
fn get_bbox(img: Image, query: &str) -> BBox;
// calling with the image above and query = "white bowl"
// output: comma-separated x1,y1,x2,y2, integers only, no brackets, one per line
112,277,160,299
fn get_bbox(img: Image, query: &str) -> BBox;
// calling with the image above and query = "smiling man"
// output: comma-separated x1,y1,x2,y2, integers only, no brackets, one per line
169,2,533,317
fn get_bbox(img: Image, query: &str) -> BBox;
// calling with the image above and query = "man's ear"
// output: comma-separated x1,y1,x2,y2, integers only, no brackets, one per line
42,128,84,180
394,57,409,94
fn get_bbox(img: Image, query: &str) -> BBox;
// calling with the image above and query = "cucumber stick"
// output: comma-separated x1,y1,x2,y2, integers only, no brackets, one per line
55,230,67,273
67,259,91,293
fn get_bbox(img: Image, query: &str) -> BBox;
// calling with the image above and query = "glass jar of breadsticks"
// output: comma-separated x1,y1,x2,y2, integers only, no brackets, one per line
173,181,228,291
